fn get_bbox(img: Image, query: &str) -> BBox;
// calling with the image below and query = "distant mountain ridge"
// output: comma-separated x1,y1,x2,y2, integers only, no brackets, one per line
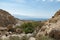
14,14,48,21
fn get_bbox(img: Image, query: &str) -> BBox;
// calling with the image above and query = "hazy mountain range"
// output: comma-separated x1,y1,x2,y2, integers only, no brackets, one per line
13,14,48,21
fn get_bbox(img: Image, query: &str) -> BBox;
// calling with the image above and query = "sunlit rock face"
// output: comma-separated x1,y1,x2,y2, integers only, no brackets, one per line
53,10,60,18
36,10,60,39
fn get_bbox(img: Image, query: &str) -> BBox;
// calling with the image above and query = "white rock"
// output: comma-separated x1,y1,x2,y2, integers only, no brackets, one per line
29,37,36,40
20,33,26,37
1,35,9,40
27,33,33,38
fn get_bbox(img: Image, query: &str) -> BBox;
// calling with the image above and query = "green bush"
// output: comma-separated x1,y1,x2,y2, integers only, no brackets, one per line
21,22,35,34
15,21,44,34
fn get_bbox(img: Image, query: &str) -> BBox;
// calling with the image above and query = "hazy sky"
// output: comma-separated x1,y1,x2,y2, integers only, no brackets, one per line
0,0,60,18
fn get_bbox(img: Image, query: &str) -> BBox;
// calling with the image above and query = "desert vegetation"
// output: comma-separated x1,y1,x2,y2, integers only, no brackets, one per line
15,21,44,34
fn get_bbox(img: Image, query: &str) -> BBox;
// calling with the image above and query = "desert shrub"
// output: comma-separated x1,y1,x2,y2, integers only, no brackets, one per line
36,36,54,40
9,36,20,40
21,22,35,34
15,21,44,34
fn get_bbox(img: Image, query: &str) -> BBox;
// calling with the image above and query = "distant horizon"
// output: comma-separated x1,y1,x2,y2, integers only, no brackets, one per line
13,14,48,21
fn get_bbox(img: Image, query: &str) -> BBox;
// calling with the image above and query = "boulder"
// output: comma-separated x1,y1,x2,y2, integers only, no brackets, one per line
29,37,36,40
49,29,60,40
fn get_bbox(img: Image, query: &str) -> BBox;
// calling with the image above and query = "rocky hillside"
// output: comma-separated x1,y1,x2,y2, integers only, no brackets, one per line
0,9,37,27
0,9,17,27
0,9,60,40
36,10,60,40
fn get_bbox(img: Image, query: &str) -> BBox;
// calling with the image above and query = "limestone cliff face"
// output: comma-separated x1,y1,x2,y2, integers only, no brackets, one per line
36,10,60,39
0,9,17,27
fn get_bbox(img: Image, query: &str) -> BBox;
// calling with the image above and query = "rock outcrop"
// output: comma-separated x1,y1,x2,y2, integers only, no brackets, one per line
36,10,60,40
53,10,60,17
0,9,17,27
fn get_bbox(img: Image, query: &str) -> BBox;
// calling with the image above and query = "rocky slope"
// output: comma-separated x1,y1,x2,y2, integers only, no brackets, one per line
0,9,17,27
0,9,26,27
36,10,60,40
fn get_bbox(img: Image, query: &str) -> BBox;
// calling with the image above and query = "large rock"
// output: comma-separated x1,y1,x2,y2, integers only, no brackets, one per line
29,37,36,40
49,29,60,40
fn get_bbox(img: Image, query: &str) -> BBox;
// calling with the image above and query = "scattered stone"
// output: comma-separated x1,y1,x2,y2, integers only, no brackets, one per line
29,37,36,40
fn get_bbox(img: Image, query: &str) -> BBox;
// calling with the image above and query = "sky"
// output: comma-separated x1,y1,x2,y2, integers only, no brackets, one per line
0,0,60,19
